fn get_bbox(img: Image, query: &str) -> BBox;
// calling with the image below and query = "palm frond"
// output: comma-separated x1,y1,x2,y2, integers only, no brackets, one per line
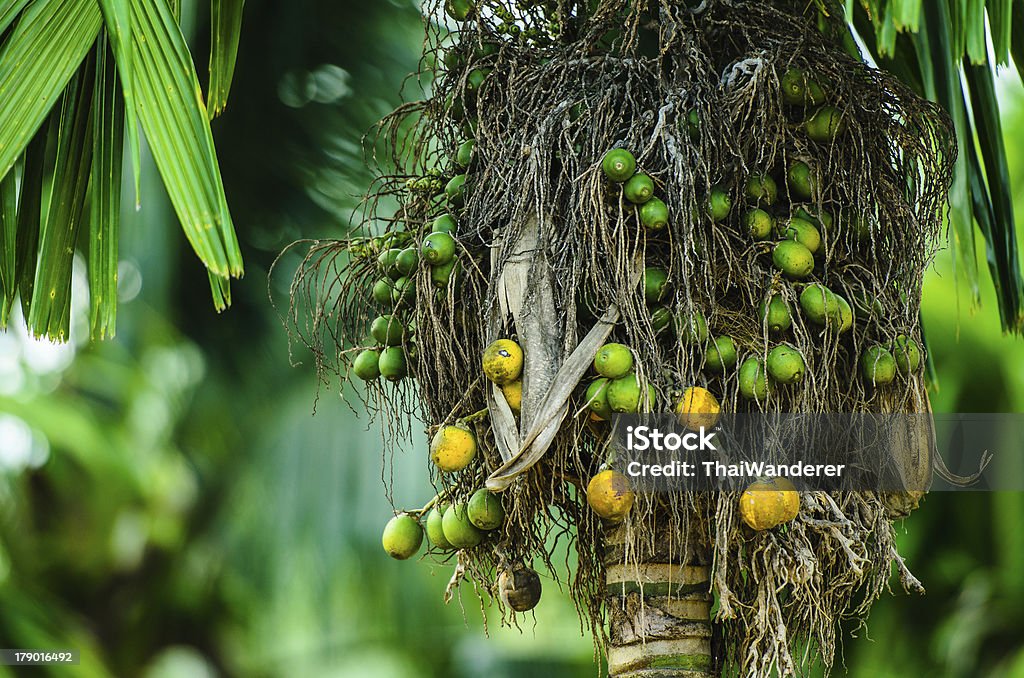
97,0,142,203
964,61,1024,331
208,0,245,119
0,0,246,341
988,0,1014,64
916,1,979,303
14,135,47,322
1012,0,1024,85
0,0,103,183
856,0,1024,334
89,37,123,340
209,269,232,311
0,160,17,324
28,59,95,341
128,0,242,280
0,0,31,33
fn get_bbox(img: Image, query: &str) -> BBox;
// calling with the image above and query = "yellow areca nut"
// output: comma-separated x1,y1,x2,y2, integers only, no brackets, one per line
500,379,522,413
482,339,524,385
738,477,800,531
586,469,635,522
429,423,477,472
674,386,721,431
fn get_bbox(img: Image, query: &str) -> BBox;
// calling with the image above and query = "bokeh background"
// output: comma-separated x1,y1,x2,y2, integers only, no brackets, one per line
0,1,1022,676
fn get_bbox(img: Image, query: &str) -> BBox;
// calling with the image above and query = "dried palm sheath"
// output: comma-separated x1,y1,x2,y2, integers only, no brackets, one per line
282,0,958,675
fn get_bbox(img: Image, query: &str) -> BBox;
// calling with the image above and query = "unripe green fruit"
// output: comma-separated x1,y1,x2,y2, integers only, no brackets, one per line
602,149,636,182
708,187,732,222
432,213,457,233
624,173,655,204
442,503,484,548
372,278,395,306
783,217,822,255
861,345,897,385
445,0,473,21
745,173,777,205
456,139,475,167
445,174,467,206
430,259,461,290
643,267,669,304
787,161,816,200
396,247,420,276
677,310,709,344
836,295,854,333
704,335,738,372
585,378,613,419
353,349,382,380
758,294,792,333
685,108,700,139
426,505,454,550
468,489,505,530
780,68,827,106
806,106,845,142
391,276,416,306
744,208,775,240
892,335,921,375
594,343,634,379
650,305,673,334
738,357,770,400
378,347,408,381
794,205,833,230
606,373,657,413
378,248,403,279
466,68,490,93
640,198,669,230
799,284,839,326
382,514,423,560
422,231,457,266
767,344,806,384
371,314,405,345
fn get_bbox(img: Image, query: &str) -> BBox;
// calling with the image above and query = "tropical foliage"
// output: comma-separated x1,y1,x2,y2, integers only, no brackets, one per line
0,1,1021,675
853,0,1024,332
0,0,244,342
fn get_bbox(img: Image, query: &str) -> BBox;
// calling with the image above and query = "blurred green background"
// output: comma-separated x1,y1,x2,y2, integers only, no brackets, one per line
0,1,1022,676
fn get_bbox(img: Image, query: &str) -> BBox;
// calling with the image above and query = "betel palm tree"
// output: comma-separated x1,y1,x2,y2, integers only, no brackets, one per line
303,1,1021,677
0,0,243,341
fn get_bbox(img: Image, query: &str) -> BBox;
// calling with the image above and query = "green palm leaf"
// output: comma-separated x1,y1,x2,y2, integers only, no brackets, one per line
965,0,988,63
126,0,243,280
0,160,17,324
987,0,1014,64
15,134,47,322
856,0,1024,334
97,0,142,204
0,0,102,183
0,0,31,33
964,61,1024,331
916,0,979,303
1012,0,1024,84
0,0,245,340
89,38,124,339
208,0,245,119
28,60,95,341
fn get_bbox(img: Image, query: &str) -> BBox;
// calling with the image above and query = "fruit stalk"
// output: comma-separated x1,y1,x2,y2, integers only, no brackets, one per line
603,522,714,677
413,490,451,516
459,406,491,425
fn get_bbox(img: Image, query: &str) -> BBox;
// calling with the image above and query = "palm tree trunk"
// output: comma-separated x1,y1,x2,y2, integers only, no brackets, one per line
604,521,714,677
